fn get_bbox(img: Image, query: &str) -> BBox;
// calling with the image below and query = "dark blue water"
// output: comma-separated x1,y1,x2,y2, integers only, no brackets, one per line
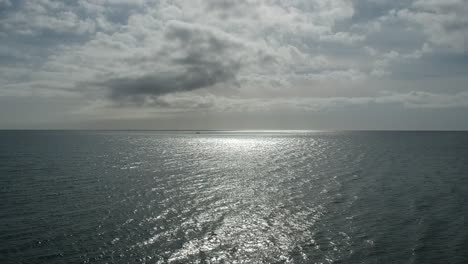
1,131,467,263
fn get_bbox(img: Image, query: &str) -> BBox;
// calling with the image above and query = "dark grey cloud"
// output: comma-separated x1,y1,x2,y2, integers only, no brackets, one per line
102,21,243,103
106,61,240,100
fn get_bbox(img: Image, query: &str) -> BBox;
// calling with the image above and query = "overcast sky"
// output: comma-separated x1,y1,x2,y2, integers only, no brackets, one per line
0,0,467,130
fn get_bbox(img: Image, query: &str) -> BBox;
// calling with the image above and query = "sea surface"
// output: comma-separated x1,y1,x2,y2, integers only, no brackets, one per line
1,130,467,263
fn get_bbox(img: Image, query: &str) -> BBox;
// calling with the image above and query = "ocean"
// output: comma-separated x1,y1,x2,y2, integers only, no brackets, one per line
1,130,467,263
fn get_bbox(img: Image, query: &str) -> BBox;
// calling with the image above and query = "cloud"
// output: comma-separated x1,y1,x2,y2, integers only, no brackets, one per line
99,20,243,101
0,0,467,129
0,1,95,35
396,0,468,52
105,64,239,100
0,0,11,7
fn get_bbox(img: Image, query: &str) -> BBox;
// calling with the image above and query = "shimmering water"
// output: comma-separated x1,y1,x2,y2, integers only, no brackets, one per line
1,131,467,263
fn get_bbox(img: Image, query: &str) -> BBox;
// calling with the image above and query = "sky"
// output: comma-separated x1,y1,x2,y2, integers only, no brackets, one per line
0,0,467,130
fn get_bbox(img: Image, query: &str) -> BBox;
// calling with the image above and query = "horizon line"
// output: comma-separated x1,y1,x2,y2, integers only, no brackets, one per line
1,129,468,132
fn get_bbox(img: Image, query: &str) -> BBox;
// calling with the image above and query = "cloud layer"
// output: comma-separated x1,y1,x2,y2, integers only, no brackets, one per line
0,0,467,128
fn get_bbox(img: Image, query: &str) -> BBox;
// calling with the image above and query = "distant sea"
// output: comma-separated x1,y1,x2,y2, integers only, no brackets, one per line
1,130,467,263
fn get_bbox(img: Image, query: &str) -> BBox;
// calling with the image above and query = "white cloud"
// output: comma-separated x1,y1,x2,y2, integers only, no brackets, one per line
397,0,468,52
1,1,95,35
